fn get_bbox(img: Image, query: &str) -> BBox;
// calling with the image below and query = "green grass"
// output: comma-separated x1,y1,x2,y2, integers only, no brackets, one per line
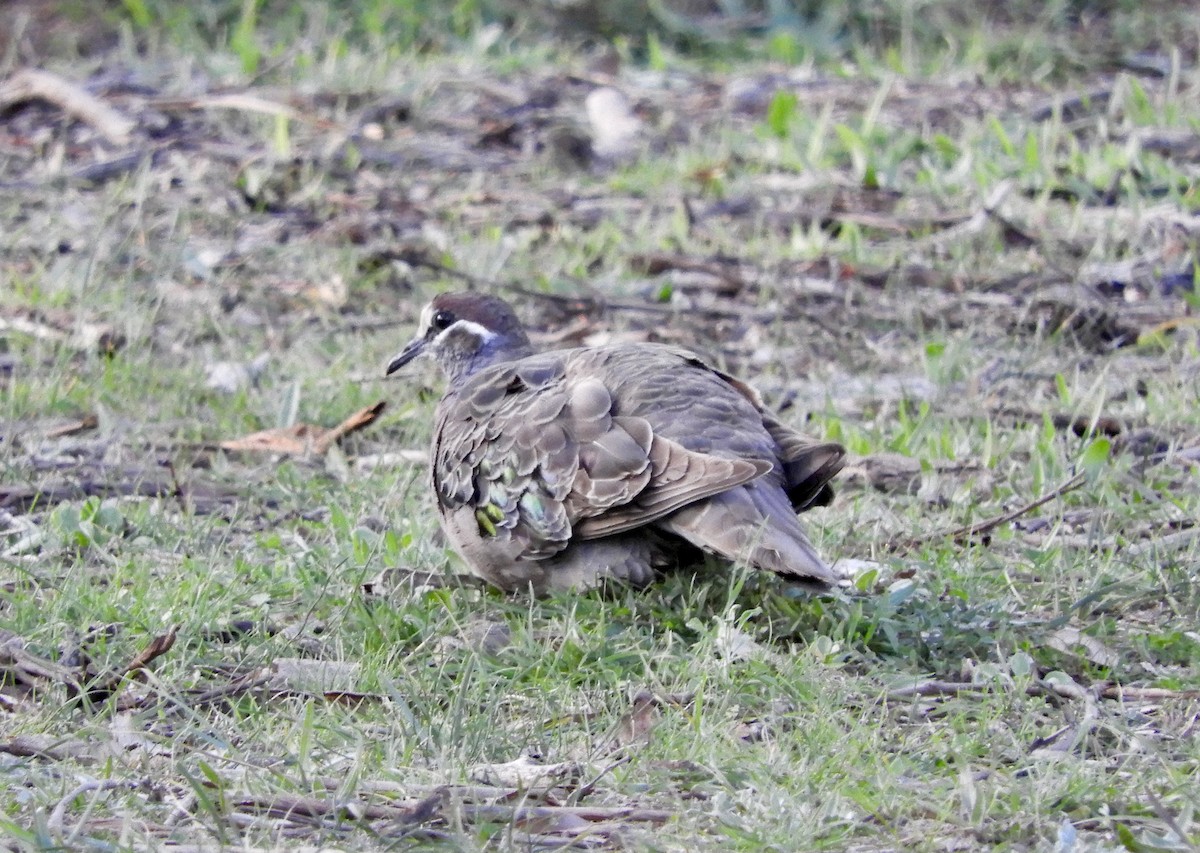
1,1,1198,850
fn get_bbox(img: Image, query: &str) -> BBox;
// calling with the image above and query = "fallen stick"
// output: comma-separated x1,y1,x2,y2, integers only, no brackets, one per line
989,405,1126,437
887,471,1087,553
0,68,134,144
231,791,674,829
1125,526,1200,558
148,92,300,119
81,627,178,707
887,678,1200,703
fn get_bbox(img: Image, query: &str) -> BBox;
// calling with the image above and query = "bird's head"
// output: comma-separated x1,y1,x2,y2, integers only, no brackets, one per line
386,292,534,385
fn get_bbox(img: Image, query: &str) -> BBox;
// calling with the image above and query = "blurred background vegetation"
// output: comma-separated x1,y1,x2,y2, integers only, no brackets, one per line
13,0,1198,80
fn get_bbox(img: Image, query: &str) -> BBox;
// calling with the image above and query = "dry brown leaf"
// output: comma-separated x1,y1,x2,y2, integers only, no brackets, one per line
469,755,579,791
733,701,796,743
512,808,592,836
271,658,364,697
840,453,922,492
612,690,660,748
83,626,179,707
219,423,324,455
220,401,385,456
122,627,177,674
1047,627,1119,668
222,424,321,458
435,619,512,656
42,414,99,438
313,400,387,454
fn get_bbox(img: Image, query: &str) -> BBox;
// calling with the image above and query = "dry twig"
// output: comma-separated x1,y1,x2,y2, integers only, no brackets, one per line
887,678,1200,704
0,68,134,144
81,627,178,707
888,471,1087,553
989,406,1126,438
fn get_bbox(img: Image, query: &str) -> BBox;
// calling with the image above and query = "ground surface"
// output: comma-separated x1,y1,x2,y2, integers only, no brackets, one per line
1,3,1198,851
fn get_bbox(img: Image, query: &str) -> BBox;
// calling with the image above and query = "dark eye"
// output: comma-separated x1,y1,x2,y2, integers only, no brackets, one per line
431,309,455,331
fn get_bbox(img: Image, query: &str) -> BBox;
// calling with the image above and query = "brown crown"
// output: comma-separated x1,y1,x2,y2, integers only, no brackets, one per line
430,292,527,338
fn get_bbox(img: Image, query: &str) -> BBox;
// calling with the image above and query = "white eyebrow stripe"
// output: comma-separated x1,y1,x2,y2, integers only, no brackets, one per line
433,319,496,345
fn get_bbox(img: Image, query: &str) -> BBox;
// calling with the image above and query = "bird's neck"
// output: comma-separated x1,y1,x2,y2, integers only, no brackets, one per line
444,335,535,387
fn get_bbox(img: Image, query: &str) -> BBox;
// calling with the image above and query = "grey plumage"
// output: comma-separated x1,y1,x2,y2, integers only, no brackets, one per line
387,292,845,593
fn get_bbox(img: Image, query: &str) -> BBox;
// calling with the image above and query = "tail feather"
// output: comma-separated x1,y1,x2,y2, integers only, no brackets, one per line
657,480,834,587
760,413,846,510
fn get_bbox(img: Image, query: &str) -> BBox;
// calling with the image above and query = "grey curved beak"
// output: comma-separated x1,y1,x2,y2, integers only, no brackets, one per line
385,337,425,376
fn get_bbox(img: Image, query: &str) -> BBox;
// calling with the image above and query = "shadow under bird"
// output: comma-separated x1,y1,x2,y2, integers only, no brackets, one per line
386,292,846,594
